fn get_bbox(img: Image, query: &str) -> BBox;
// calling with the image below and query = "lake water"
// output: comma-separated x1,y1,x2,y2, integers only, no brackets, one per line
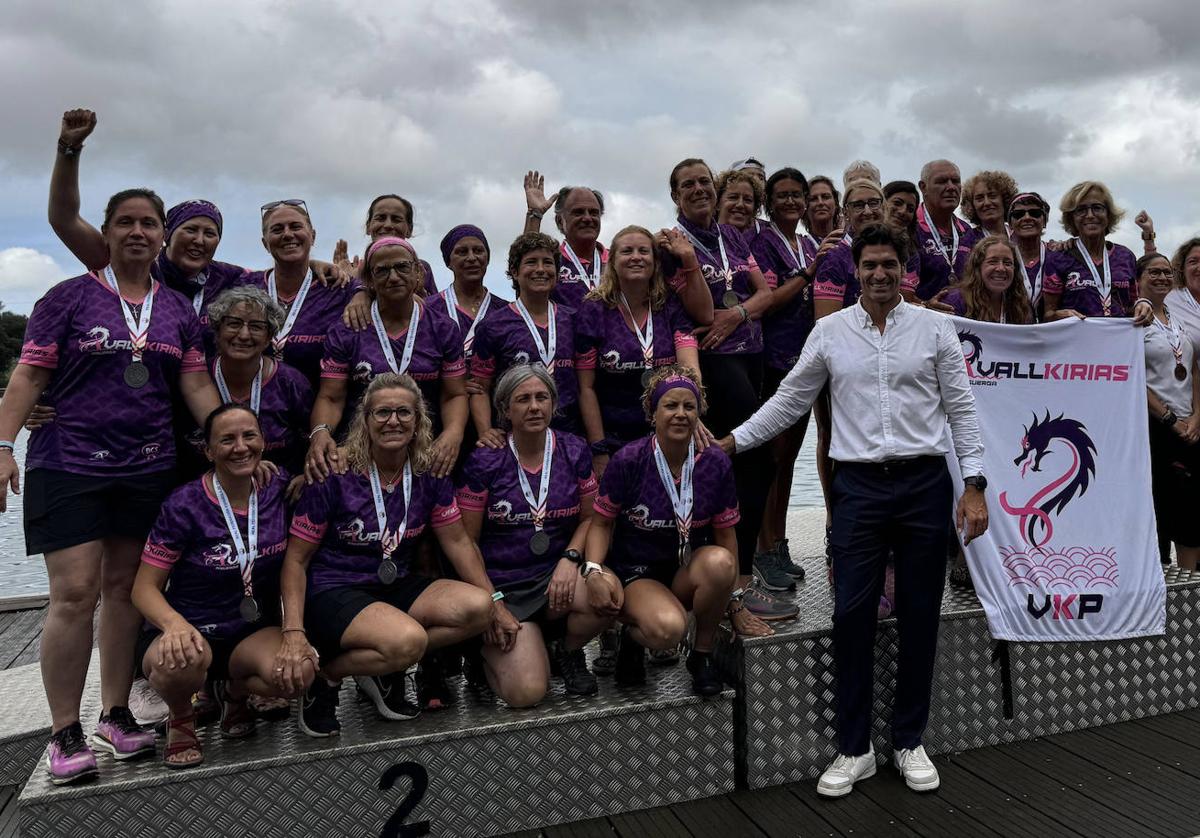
0,431,828,599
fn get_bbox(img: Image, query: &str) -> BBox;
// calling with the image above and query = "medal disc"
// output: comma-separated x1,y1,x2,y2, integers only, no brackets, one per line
721,290,739,309
1175,363,1188,381
124,361,150,389
641,368,654,389
239,595,260,624
378,559,398,585
679,542,692,566
530,530,551,556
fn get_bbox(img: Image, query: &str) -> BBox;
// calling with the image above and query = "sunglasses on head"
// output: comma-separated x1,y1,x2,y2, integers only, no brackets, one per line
1008,207,1045,221
260,198,308,217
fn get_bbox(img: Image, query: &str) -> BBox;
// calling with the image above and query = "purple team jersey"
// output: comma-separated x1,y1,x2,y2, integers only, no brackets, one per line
141,469,291,638
320,299,465,429
20,272,207,476
243,269,358,386
663,217,762,355
750,227,817,370
456,431,598,588
553,242,608,310
913,208,981,300
180,358,314,477
1041,241,1138,318
153,253,253,357
575,296,697,443
433,288,512,365
470,302,579,425
291,466,461,594
592,435,739,577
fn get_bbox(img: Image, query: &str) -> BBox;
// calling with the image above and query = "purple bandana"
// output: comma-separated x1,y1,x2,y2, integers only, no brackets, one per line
166,199,223,243
439,225,489,266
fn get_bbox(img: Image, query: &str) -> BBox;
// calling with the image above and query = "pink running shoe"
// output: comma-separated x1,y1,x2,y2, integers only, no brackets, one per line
46,722,98,785
92,706,156,760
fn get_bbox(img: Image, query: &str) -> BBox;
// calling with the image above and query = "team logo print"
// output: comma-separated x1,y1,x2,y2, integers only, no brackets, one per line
959,330,984,373
90,449,111,460
141,443,161,459
201,543,236,568
353,361,374,383
78,326,112,353
337,518,378,543
513,351,531,365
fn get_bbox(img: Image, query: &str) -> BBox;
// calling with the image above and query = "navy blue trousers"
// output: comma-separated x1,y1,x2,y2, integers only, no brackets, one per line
828,456,952,756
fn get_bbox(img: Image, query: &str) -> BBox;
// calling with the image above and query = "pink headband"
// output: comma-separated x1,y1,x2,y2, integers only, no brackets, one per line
651,375,701,411
367,236,418,261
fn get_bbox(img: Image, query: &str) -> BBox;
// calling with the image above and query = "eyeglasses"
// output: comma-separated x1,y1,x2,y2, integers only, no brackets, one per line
1143,268,1175,279
372,262,416,280
773,192,807,205
846,198,883,211
1072,203,1108,217
260,198,308,217
370,406,415,423
1008,207,1045,220
221,317,270,336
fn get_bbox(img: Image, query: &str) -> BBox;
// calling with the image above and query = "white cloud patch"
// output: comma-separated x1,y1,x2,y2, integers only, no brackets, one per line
0,248,69,314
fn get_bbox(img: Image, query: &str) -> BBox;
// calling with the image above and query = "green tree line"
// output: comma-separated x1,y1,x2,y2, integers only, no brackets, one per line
0,303,29,387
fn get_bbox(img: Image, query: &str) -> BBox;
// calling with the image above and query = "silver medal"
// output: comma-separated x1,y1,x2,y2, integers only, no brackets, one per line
378,559,399,585
124,361,150,389
721,290,739,309
530,530,551,556
239,595,260,623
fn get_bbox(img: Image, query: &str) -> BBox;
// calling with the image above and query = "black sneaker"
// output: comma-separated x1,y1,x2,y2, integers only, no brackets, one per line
591,628,620,676
776,539,806,580
463,649,490,692
546,639,564,677
416,661,457,711
299,678,341,738
613,627,646,687
554,646,598,696
686,651,723,697
355,673,420,721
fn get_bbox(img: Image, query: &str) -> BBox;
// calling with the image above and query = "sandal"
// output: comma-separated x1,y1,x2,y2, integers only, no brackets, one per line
727,590,773,638
213,681,256,740
164,713,203,769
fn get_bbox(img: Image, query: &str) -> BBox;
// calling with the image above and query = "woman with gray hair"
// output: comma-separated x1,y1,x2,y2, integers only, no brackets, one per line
457,364,609,704
178,285,314,478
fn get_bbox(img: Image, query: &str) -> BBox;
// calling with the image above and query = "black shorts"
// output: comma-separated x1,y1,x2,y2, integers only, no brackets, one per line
23,468,176,555
613,561,679,589
135,622,264,682
305,575,434,660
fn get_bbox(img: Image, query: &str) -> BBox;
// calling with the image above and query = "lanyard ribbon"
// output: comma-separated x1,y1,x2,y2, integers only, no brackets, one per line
562,242,601,289
1074,239,1112,314
652,437,694,560
678,226,733,290
213,475,258,600
191,271,208,317
369,460,412,563
268,267,314,351
514,300,557,367
509,430,554,530
1018,244,1046,303
619,292,655,369
444,287,492,355
921,205,959,273
769,222,809,272
103,266,156,361
371,300,421,374
214,357,263,414
1154,306,1185,367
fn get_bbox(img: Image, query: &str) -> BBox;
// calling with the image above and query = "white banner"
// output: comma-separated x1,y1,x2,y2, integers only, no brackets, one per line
948,316,1165,641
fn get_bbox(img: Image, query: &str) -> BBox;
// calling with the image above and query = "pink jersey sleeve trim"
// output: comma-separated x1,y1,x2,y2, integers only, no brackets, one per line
455,487,488,511
319,358,349,379
673,331,698,350
19,341,58,369
1042,272,1064,294
713,508,740,528
289,514,327,543
432,501,463,528
442,358,466,378
470,357,496,379
762,269,779,290
141,541,180,570
578,475,599,496
180,348,207,374
592,494,620,519
812,279,845,302
901,271,918,293
576,348,598,371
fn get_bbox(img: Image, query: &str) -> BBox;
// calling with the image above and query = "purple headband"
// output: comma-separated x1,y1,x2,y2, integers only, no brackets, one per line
439,224,489,266
165,199,223,243
651,375,701,411
367,236,418,261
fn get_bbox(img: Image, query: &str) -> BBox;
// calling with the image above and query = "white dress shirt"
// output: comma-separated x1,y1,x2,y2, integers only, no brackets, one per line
733,299,985,476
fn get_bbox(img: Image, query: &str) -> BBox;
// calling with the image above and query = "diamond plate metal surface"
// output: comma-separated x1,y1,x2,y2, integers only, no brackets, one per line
723,555,1200,789
19,662,734,838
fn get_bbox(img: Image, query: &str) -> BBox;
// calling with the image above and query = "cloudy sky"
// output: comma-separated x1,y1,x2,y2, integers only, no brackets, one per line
1,0,1197,313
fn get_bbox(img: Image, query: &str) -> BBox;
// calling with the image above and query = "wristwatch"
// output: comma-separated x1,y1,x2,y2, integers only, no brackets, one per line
580,561,606,579
963,475,988,491
562,549,583,565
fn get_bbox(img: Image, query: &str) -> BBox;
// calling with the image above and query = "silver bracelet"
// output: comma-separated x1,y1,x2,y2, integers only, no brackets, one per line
309,423,331,440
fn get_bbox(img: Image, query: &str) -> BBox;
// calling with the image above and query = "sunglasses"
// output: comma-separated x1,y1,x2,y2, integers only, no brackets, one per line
1008,207,1045,221
260,198,309,217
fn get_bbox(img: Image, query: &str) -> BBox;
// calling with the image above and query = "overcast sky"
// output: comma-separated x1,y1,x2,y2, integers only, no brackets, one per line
1,0,1197,313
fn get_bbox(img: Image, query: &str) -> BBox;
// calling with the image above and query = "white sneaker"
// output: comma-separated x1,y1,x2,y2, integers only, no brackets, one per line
894,745,940,791
817,746,877,797
128,677,168,726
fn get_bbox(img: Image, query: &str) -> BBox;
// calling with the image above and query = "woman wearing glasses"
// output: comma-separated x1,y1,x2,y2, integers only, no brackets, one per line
333,194,439,297
279,373,504,736
1042,182,1138,320
307,238,467,482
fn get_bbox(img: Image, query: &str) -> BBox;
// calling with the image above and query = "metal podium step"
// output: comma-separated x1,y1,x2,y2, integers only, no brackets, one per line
17,661,734,837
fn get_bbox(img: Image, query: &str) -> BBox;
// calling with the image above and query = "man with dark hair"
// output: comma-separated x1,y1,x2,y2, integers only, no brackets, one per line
718,222,988,798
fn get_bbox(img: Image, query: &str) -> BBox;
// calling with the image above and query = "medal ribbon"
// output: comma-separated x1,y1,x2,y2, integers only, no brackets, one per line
514,299,557,368
1074,239,1112,314
191,271,209,317
619,292,655,371
444,287,492,355
267,267,314,351
213,475,258,600
921,205,959,272
677,225,733,291
562,241,601,289
652,437,694,560
103,266,156,362
369,460,412,564
509,430,554,531
1154,306,1185,370
214,357,263,414
1018,244,1046,303
371,299,421,374
769,222,809,272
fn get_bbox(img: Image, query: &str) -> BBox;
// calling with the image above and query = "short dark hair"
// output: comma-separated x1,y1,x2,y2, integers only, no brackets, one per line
1135,251,1172,281
506,231,561,291
669,158,713,194
203,403,261,445
365,194,414,230
102,188,166,230
883,180,918,200
851,223,908,266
